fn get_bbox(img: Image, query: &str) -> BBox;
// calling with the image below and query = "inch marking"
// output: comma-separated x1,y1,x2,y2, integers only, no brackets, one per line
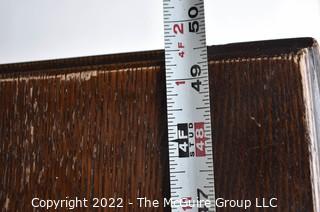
167,76,208,82
170,170,186,174
164,17,203,24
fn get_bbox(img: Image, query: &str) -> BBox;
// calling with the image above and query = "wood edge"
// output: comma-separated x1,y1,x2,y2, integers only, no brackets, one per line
298,46,320,212
0,37,317,75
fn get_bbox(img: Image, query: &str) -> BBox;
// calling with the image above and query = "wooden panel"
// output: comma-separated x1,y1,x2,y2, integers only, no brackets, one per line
0,38,319,211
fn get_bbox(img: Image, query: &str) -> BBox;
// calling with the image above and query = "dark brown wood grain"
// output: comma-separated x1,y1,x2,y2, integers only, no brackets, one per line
0,37,319,211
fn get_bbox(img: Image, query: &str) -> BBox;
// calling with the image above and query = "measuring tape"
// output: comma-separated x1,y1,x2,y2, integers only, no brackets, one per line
163,0,216,211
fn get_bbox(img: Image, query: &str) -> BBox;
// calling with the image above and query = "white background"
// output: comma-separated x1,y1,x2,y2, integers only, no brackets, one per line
0,0,320,64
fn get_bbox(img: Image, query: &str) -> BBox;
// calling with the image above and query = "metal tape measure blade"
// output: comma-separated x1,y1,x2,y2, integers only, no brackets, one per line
163,0,216,211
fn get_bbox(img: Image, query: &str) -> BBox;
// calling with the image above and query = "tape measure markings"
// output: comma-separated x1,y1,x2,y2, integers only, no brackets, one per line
163,0,216,211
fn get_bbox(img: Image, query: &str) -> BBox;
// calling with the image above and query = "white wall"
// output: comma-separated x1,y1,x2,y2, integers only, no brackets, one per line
0,0,319,64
